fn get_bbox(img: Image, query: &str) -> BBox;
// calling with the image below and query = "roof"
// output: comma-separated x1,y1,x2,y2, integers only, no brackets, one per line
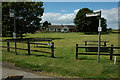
48,25,64,29
64,25,75,29
48,25,75,29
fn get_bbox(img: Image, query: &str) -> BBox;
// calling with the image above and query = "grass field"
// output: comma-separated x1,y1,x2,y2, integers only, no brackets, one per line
2,32,120,78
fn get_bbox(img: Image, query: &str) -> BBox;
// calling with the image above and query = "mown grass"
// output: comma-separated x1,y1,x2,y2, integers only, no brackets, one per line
2,32,120,78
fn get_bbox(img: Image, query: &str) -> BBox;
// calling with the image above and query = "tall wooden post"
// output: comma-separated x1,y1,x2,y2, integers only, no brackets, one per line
110,44,113,60
98,11,101,62
51,42,54,58
27,41,30,55
76,44,78,59
7,41,10,52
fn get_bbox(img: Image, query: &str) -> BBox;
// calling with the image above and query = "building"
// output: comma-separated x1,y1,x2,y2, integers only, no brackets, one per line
47,25,76,32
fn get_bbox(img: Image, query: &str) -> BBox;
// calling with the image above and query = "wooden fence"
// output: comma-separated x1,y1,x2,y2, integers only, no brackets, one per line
1,40,54,57
33,38,52,47
76,44,120,60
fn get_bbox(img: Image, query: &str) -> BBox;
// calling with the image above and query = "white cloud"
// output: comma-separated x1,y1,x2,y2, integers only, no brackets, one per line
74,9,79,14
42,12,76,25
42,7,118,29
100,8,118,29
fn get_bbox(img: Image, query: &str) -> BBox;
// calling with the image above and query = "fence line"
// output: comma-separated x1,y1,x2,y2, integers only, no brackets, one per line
1,41,54,58
76,44,120,60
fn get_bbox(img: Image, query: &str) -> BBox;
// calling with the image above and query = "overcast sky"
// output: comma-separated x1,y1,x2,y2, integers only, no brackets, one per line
40,2,118,29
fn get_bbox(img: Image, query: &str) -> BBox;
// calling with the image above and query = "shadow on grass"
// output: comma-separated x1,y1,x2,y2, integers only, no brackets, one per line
52,56,64,59
4,50,64,59
25,54,64,59
77,57,96,60
33,38,65,40
3,37,65,42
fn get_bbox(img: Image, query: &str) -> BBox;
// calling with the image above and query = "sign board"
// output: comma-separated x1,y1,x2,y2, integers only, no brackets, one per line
86,12,100,17
48,44,53,47
98,27,102,32
13,32,16,39
10,12,14,17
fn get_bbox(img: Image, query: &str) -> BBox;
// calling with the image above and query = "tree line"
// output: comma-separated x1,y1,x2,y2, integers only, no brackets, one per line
2,2,108,38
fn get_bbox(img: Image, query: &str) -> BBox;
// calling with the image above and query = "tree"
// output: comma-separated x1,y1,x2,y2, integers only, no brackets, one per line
101,18,107,32
42,21,51,30
2,2,44,38
74,8,107,33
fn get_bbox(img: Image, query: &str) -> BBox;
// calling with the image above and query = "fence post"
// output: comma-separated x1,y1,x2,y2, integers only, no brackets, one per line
7,41,10,52
85,41,87,46
104,42,106,47
27,41,30,55
15,40,17,55
110,44,113,60
76,44,78,59
34,39,36,47
51,42,54,58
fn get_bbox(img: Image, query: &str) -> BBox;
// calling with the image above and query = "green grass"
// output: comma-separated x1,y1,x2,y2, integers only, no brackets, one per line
2,32,120,78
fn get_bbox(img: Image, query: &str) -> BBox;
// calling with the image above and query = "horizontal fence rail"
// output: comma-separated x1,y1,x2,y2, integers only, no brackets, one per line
1,40,54,58
33,38,52,47
77,46,120,49
76,44,120,60
83,40,109,47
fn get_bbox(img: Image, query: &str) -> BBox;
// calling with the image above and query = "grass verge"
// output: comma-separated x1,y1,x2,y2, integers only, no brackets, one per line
2,32,120,78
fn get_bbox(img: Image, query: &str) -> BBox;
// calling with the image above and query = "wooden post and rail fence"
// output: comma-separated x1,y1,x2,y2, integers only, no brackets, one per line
1,40,54,58
1,39,120,60
76,44,120,60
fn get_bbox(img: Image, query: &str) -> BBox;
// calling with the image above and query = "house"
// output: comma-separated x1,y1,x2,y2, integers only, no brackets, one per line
47,25,76,32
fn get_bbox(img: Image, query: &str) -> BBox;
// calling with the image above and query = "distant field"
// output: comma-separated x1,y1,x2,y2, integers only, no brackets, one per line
2,32,120,78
